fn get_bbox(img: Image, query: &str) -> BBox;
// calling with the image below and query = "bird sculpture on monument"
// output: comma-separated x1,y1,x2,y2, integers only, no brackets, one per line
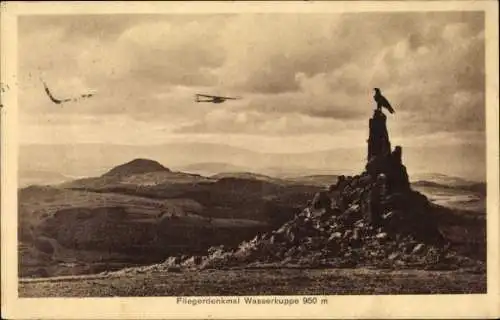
373,88,395,114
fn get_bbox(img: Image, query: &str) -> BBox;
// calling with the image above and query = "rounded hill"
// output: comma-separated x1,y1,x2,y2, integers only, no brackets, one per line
102,158,171,177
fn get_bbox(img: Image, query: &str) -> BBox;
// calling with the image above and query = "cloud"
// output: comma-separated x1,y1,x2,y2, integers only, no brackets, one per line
174,108,358,136
17,11,485,146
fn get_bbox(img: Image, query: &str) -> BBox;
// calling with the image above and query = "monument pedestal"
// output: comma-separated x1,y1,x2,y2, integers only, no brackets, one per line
365,109,410,193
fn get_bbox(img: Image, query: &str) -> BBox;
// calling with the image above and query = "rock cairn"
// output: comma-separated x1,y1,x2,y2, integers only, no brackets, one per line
147,108,483,273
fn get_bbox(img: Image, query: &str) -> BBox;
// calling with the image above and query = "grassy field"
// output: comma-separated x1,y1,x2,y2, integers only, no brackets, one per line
18,184,273,278
19,267,486,297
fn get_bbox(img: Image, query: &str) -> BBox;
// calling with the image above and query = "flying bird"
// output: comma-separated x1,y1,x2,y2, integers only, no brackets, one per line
373,88,395,114
195,94,241,104
41,79,95,105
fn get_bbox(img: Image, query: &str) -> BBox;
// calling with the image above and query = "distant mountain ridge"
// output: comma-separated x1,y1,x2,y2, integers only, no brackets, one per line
20,142,486,183
20,157,485,194
178,162,251,176
178,162,352,180
211,172,287,185
19,169,72,188
412,180,486,196
410,172,484,186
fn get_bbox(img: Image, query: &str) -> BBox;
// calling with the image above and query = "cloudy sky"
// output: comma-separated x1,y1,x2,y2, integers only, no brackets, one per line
18,12,485,154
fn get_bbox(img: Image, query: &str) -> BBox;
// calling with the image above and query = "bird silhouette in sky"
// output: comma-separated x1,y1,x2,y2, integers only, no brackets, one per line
41,78,95,105
373,88,395,114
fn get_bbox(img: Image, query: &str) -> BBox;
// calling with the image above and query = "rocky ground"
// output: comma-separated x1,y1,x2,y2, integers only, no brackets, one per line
113,171,484,276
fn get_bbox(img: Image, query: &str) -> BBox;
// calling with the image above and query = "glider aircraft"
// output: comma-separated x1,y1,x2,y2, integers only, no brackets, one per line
195,94,241,104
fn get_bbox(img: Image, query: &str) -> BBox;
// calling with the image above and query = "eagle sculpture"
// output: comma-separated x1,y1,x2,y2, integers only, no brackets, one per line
373,88,395,114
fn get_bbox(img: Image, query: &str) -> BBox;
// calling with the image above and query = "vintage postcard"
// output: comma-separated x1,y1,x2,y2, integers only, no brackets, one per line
1,1,499,319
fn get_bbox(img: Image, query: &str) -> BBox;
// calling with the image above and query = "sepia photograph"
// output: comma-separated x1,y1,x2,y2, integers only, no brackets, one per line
1,1,499,319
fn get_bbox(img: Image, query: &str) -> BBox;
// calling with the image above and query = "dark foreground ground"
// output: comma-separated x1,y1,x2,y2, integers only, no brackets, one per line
19,267,486,297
